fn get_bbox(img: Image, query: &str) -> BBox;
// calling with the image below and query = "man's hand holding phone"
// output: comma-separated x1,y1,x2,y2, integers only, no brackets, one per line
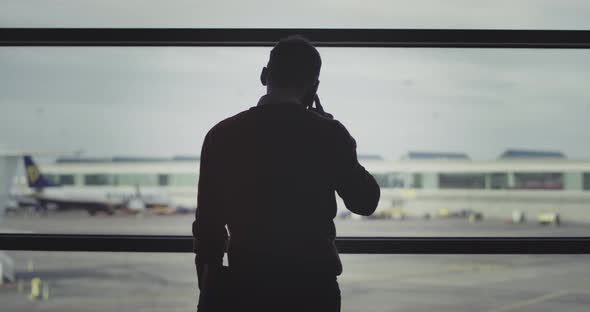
308,94,334,119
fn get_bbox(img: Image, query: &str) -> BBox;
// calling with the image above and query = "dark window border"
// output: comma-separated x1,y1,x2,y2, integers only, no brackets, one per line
0,234,589,254
1,28,590,48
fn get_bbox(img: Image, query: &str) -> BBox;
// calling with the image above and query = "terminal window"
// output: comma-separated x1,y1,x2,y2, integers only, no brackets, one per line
514,173,563,190
45,174,76,186
439,173,486,189
373,173,403,188
158,174,170,186
490,173,508,189
170,174,199,187
113,174,159,187
83,174,111,186
411,174,422,189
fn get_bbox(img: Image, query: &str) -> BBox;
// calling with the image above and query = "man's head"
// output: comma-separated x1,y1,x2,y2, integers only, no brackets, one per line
261,35,322,107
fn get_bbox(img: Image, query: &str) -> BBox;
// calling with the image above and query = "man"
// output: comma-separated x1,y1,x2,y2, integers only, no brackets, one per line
193,35,380,312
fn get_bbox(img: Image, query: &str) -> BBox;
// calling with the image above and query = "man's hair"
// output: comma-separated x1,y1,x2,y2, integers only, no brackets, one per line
267,35,322,89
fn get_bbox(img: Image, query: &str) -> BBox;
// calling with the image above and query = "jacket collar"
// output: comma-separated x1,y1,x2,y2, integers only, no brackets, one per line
257,94,303,107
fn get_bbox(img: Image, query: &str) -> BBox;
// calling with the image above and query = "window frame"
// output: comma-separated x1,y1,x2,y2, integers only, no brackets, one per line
1,27,589,254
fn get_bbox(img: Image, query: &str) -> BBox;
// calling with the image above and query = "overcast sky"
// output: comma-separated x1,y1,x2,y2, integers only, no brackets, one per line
1,1,590,160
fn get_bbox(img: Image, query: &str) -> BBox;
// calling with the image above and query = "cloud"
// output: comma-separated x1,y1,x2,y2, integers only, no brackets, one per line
1,1,590,159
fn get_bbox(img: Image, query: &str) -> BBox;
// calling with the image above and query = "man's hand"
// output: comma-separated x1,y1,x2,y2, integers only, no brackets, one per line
309,94,334,119
197,264,228,311
200,264,226,293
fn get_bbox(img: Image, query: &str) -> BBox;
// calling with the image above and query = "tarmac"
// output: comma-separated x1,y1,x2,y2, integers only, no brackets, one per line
1,211,589,311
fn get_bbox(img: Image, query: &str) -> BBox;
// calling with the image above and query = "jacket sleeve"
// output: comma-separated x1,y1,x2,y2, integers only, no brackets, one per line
192,131,228,289
332,121,381,216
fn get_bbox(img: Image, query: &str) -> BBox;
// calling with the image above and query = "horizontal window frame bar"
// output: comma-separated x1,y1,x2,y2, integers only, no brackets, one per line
1,28,590,48
1,234,589,254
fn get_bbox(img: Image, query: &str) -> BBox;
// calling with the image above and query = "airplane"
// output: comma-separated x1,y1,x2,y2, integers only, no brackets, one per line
23,155,150,216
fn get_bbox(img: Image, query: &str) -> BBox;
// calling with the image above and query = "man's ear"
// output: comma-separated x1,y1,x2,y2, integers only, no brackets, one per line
260,67,268,86
310,79,320,96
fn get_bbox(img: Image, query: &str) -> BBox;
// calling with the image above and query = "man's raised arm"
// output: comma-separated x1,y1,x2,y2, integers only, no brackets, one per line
332,121,381,216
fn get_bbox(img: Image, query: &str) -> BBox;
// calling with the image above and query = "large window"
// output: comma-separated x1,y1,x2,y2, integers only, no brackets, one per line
2,47,590,233
2,6,590,311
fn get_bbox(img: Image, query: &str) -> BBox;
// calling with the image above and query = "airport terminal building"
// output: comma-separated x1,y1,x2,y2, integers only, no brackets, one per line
11,149,590,223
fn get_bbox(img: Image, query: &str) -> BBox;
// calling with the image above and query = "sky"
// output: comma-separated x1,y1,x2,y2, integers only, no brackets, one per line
1,0,590,160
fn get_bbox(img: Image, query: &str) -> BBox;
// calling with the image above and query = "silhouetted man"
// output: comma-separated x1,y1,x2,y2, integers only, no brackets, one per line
193,35,380,312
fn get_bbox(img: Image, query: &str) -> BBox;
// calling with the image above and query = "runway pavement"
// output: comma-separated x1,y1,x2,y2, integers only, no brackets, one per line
1,212,589,311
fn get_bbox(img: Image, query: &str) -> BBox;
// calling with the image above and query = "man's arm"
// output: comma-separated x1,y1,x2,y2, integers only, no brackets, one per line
192,131,228,290
332,121,380,216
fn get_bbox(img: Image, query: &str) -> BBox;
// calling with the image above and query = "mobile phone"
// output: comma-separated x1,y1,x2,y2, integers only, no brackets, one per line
313,94,325,114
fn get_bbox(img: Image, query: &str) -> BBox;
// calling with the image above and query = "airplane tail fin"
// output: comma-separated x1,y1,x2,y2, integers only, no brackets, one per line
24,155,57,188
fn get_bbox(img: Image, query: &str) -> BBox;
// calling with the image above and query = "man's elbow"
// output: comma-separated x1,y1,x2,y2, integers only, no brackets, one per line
355,207,375,217
348,187,380,216
358,198,379,217
350,203,377,217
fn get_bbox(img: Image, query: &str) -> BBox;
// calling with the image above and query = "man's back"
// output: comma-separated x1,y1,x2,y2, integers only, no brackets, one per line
194,96,380,278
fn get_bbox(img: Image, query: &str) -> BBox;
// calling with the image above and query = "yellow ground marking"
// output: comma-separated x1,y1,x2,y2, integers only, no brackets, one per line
42,282,50,300
485,290,568,312
29,277,41,301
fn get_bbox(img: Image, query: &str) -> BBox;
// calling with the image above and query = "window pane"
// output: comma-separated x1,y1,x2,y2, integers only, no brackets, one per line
2,252,589,312
373,173,404,189
58,174,75,186
439,173,486,189
2,47,590,236
2,0,590,29
584,173,590,190
157,174,169,186
44,174,58,185
514,173,563,190
114,174,158,187
490,173,508,189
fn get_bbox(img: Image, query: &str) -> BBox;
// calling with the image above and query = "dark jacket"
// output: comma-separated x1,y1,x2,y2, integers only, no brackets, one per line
193,95,380,286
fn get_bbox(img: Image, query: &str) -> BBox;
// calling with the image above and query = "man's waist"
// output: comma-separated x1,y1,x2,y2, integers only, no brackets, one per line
228,261,342,278
227,242,343,276
227,236,338,256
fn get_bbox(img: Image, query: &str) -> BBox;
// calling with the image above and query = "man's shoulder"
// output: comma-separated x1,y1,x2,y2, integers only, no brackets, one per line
207,106,349,140
207,109,253,137
306,110,350,137
302,108,349,133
